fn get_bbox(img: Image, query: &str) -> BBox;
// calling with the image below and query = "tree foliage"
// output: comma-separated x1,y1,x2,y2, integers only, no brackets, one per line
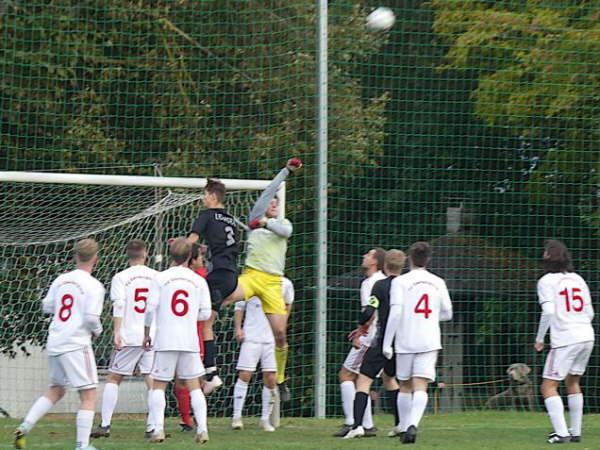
0,0,388,182
0,0,391,357
431,0,599,223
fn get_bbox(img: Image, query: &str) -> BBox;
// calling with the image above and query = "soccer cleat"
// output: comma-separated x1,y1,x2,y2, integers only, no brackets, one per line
144,429,155,439
179,423,194,433
277,381,291,402
402,425,417,444
231,417,244,430
195,431,209,445
363,426,377,438
333,424,353,437
387,426,403,437
202,375,223,395
342,426,365,439
150,430,166,443
547,433,571,444
14,428,27,449
570,436,581,443
90,424,110,439
259,419,275,432
78,447,98,450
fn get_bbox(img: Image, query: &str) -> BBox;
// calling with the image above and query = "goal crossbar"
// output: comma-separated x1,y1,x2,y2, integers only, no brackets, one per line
0,171,274,191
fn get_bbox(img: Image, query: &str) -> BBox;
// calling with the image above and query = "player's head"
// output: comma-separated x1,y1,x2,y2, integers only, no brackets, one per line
265,196,280,219
542,239,573,273
203,178,226,208
362,247,386,272
408,241,432,268
73,238,98,266
384,249,406,276
126,239,147,263
170,237,192,265
188,243,206,271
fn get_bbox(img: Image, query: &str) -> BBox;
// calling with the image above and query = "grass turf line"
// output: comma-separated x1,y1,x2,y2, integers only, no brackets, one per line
1,411,600,449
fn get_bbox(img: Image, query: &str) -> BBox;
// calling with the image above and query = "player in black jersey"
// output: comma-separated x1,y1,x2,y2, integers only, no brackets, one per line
342,249,406,440
188,178,240,392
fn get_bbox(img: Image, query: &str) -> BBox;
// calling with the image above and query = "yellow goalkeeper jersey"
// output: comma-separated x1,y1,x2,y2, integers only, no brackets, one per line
244,219,291,276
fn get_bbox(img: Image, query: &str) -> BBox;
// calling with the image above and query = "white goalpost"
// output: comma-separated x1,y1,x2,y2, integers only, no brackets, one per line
0,170,284,418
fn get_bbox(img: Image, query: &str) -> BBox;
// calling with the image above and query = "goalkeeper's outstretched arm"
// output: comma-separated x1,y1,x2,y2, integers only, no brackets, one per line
248,158,302,223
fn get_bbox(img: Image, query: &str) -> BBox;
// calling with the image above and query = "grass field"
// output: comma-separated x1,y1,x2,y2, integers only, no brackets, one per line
1,411,599,449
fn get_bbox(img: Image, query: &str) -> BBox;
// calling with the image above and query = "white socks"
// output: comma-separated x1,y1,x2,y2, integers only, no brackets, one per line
189,388,208,434
545,395,569,437
21,396,54,432
146,389,155,432
340,381,355,425
233,379,249,419
151,389,166,434
261,387,276,421
75,409,94,449
100,382,119,427
397,392,412,431
409,390,428,428
362,396,374,429
568,393,583,436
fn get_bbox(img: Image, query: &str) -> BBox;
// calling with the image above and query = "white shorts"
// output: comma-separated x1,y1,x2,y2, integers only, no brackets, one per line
109,346,154,376
342,345,370,374
236,341,276,372
395,350,438,382
48,346,98,390
151,351,205,382
543,341,594,381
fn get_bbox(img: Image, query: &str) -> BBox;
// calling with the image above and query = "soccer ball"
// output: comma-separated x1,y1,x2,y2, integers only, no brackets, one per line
366,7,396,31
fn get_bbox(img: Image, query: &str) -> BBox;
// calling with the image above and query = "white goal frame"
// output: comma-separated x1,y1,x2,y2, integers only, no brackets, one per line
0,171,285,213
0,170,285,419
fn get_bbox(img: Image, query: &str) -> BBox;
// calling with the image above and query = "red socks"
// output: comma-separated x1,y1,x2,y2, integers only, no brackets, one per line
174,385,192,427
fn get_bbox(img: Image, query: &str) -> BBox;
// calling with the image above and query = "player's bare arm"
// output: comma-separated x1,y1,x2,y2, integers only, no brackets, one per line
187,232,200,245
234,306,245,343
113,317,123,350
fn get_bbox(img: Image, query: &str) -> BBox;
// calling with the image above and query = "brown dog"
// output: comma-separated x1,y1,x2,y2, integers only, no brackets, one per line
485,363,535,411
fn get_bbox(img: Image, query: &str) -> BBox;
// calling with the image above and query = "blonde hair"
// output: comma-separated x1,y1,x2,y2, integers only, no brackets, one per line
170,237,191,264
74,238,98,263
385,249,406,274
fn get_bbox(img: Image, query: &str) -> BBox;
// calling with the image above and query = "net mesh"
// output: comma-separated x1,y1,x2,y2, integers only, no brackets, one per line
0,181,267,416
1,0,599,421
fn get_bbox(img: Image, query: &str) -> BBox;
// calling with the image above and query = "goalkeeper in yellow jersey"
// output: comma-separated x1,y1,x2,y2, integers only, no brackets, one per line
225,157,302,400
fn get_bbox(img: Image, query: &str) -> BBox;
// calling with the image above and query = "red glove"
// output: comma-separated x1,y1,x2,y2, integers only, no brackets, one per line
287,158,303,172
248,218,263,229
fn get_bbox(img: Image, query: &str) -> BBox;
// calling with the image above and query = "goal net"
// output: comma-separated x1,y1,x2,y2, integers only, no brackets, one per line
0,172,281,418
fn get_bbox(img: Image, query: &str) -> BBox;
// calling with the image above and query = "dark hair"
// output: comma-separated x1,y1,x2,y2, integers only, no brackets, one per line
188,243,206,265
373,247,386,271
542,239,574,273
205,178,226,203
408,241,432,268
170,237,191,264
385,249,406,274
126,239,146,260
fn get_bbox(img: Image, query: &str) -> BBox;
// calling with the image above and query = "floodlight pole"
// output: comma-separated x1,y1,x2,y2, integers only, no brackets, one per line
315,0,328,419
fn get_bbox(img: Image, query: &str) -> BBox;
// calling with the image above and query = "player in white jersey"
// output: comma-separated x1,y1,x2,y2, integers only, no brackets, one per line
231,277,294,432
534,240,594,444
92,239,158,439
333,248,387,438
14,239,104,450
144,238,212,445
383,241,453,444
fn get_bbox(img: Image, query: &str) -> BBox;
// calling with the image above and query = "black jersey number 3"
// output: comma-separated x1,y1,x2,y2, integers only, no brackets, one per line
224,226,236,246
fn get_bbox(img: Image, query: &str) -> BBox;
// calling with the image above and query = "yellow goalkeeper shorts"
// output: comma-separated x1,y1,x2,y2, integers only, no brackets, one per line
238,267,286,315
